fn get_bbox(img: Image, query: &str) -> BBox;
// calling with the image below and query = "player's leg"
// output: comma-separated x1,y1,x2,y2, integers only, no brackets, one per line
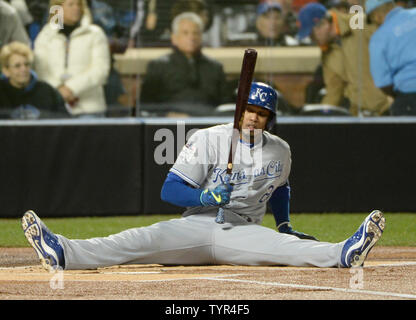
59,214,216,269
213,222,343,267
22,210,215,270
213,210,385,268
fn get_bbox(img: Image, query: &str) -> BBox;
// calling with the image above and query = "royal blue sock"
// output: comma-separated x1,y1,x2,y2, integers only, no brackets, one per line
269,183,290,227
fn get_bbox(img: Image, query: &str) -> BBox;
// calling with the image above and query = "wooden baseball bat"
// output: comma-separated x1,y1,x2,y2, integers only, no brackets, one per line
215,48,257,224
227,48,258,175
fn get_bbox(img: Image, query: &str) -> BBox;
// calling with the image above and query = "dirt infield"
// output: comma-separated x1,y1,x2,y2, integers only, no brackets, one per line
0,246,415,300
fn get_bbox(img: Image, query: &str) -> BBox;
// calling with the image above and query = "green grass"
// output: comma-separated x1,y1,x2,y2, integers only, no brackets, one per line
1,213,415,247
263,213,416,246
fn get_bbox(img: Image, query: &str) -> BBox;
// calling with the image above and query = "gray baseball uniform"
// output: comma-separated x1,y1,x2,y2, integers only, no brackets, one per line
57,124,345,269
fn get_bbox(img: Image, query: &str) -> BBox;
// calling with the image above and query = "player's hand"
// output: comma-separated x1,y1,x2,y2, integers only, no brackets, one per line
278,223,319,241
200,184,233,207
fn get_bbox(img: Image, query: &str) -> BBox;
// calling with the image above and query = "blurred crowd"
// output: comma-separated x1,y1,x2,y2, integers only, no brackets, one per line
0,0,415,119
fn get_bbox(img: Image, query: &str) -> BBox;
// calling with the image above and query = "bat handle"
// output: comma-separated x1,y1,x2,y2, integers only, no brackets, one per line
215,207,225,224
215,174,233,224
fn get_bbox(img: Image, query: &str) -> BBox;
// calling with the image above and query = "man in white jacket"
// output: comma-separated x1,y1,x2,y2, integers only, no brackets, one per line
34,0,110,116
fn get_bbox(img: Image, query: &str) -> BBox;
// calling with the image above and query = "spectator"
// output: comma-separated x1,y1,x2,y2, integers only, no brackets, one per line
26,0,49,47
274,0,299,37
129,0,174,47
297,2,391,116
221,2,292,46
89,0,116,35
139,12,233,117
255,2,298,46
8,0,33,27
222,1,299,47
218,1,258,46
366,0,416,115
34,0,110,117
170,0,219,47
0,42,67,119
0,0,30,49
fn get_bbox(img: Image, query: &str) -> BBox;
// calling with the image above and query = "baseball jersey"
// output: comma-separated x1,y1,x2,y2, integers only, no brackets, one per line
170,123,292,224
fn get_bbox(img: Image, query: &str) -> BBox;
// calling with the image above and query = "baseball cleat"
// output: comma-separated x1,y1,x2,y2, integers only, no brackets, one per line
340,210,385,268
22,210,65,271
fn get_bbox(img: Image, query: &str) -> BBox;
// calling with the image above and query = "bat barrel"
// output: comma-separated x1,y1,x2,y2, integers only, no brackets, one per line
233,49,257,128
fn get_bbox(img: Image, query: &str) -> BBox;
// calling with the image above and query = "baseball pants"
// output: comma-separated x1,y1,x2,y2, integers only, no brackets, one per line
57,213,345,270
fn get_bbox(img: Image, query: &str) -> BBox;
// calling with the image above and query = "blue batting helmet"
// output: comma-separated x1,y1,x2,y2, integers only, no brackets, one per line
247,82,278,130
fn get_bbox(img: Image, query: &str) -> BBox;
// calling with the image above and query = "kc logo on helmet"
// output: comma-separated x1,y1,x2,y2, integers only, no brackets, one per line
251,88,267,102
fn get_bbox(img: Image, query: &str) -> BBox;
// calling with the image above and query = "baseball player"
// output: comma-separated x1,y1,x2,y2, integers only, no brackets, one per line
22,82,385,270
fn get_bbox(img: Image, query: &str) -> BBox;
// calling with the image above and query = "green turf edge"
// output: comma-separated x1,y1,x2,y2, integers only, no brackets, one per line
1,213,415,247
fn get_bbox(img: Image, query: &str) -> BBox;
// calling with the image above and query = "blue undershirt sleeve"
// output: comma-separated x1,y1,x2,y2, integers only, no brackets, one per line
161,172,203,207
269,183,290,227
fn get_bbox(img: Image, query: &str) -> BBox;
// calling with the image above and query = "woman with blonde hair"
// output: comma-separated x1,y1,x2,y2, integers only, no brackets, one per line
34,0,110,117
0,41,66,119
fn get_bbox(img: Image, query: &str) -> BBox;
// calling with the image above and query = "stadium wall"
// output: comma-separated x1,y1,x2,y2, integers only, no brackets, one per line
1,117,415,217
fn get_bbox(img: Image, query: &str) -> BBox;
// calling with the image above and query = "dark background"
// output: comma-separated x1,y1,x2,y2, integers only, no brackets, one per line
1,118,415,217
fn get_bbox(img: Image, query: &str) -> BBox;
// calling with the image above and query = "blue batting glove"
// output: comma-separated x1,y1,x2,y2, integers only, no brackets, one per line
200,184,233,207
